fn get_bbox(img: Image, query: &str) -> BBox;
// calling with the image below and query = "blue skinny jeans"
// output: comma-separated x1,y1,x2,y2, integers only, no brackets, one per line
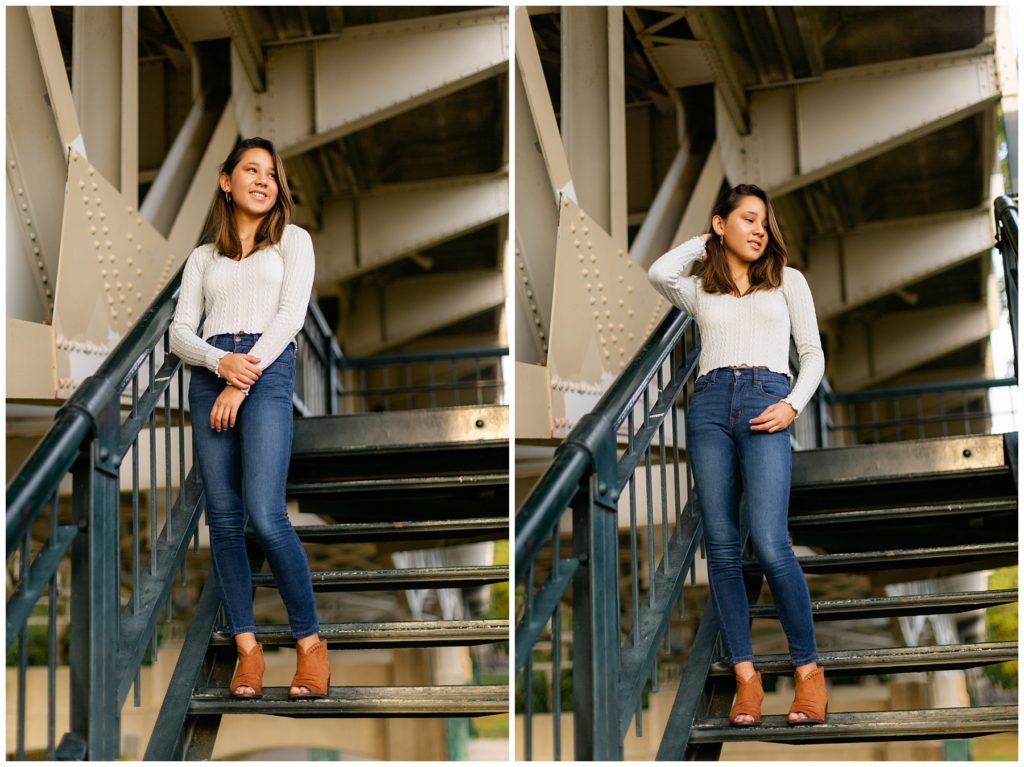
686,366,817,667
189,332,319,640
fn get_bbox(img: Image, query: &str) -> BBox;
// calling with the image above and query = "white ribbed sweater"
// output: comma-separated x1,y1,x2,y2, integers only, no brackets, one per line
647,236,825,415
169,224,315,374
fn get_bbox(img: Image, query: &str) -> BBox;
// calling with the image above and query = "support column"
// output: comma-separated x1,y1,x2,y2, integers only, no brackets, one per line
73,7,124,189
561,7,628,250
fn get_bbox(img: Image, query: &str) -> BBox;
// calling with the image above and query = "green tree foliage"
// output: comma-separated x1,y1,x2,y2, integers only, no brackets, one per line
983,566,1017,689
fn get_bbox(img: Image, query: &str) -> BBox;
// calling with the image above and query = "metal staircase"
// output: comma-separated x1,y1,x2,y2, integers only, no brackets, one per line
6,269,510,759
658,432,1018,758
146,405,510,758
514,195,1019,760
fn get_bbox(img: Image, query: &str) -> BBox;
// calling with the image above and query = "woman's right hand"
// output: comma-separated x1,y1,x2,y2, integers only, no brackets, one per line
217,353,262,387
699,232,712,260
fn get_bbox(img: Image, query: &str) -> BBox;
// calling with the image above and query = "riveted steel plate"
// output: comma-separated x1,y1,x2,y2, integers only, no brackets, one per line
546,196,668,436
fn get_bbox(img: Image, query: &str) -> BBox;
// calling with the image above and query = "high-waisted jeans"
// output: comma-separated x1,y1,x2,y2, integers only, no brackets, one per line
189,332,319,640
686,366,817,667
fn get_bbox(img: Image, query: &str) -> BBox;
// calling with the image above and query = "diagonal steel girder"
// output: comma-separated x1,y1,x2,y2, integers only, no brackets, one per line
804,208,996,320
312,172,508,290
232,8,509,159
716,50,1000,196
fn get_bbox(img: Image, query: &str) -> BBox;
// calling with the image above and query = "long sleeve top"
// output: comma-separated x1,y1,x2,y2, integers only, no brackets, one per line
169,224,315,374
647,236,825,415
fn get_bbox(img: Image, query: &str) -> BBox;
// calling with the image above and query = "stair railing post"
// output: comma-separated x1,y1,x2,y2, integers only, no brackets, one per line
570,418,622,759
66,380,122,759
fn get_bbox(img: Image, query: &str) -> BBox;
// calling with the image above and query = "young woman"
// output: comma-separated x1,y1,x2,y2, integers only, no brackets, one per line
170,137,328,700
648,184,827,726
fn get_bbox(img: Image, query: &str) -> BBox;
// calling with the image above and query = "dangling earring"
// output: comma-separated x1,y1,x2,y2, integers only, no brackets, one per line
719,234,724,246
224,191,231,205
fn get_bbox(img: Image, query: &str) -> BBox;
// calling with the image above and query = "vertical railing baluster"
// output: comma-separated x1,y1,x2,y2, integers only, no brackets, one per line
628,412,640,646
551,531,562,761
451,360,460,406
475,357,483,405
870,399,880,443
48,489,59,759
961,391,970,434
18,528,30,760
524,562,534,761
359,368,368,413
657,369,669,574
644,406,655,605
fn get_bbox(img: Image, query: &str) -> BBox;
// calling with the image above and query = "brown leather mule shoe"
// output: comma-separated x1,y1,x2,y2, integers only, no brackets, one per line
729,670,764,726
788,664,828,725
289,639,330,700
229,643,265,699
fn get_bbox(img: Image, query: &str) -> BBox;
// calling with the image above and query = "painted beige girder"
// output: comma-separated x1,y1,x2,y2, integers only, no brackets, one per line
343,270,505,356
716,51,1000,196
312,173,509,289
232,8,509,158
803,208,997,320
546,197,666,439
829,274,1002,390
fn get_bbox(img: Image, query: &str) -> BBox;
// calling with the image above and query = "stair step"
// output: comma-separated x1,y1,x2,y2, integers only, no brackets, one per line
189,684,509,718
748,589,1017,621
210,620,509,649
288,473,507,495
689,706,1017,744
788,497,1016,528
251,565,509,592
279,518,508,544
743,542,1017,574
709,642,1018,677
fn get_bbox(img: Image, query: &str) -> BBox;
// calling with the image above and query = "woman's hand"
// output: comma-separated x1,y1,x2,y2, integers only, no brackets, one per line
210,386,248,432
217,353,262,388
699,232,712,261
750,401,797,433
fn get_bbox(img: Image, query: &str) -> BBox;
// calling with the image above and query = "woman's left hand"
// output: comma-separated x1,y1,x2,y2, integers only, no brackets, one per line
750,401,797,433
210,386,247,432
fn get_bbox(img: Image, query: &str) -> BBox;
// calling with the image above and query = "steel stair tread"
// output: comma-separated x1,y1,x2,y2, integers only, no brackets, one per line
210,619,509,648
748,589,1018,621
709,642,1018,677
287,473,508,495
189,684,509,718
689,706,1017,744
742,542,1017,574
284,518,508,543
787,498,1016,528
251,565,509,591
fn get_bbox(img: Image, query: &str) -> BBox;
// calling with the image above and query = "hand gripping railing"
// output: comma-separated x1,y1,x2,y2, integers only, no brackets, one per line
6,269,343,760
515,308,705,760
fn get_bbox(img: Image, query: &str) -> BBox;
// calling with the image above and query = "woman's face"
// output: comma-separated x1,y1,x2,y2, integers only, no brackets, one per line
714,195,768,264
220,147,279,220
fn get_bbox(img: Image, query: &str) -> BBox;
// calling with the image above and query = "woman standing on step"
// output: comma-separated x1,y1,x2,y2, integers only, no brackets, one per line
170,137,329,701
648,183,828,727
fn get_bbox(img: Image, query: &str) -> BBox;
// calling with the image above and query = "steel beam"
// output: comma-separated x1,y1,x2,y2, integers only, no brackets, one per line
235,9,508,158
717,50,1000,196
804,208,996,319
7,7,70,320
830,282,1000,389
546,197,668,438
313,173,508,289
342,270,505,355
121,7,138,208
223,7,265,93
165,101,239,262
670,145,726,258
514,5,574,202
686,7,749,135
561,7,627,250
514,68,557,363
73,7,124,189
27,6,86,158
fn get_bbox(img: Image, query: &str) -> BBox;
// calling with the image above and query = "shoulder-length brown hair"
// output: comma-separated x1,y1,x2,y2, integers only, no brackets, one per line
696,183,787,296
209,137,295,259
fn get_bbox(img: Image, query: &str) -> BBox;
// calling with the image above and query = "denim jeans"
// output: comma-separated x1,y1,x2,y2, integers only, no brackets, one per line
686,366,817,667
189,332,319,640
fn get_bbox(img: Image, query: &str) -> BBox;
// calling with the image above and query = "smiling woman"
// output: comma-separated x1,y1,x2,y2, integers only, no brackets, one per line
168,137,329,702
